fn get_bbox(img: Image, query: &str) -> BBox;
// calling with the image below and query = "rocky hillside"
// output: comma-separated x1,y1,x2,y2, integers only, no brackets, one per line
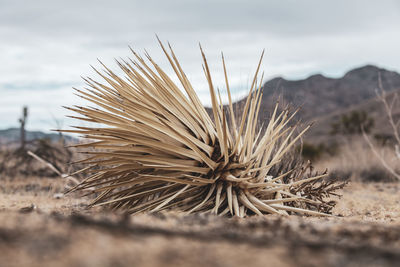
219,65,400,142
254,65,400,122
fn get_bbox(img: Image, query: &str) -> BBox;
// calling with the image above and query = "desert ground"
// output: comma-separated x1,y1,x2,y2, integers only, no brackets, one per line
0,176,399,267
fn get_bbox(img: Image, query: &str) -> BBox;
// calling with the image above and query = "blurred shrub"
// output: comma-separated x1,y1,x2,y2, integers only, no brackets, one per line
330,110,374,135
317,137,399,182
0,138,73,178
299,142,338,161
373,133,395,146
327,166,397,183
360,167,396,182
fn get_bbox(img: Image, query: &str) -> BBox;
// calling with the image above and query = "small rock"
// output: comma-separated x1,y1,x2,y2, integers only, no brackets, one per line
53,193,64,199
19,204,36,213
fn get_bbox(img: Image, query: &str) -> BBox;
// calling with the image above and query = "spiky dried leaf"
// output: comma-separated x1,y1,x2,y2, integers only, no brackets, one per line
64,40,344,217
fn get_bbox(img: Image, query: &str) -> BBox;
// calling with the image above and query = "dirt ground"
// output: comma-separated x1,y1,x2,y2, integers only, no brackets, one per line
0,177,399,267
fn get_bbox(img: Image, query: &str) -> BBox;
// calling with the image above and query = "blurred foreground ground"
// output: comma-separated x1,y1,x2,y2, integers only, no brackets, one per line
0,177,399,267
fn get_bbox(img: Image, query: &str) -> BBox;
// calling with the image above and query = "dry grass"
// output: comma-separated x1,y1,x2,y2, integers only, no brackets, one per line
316,137,400,182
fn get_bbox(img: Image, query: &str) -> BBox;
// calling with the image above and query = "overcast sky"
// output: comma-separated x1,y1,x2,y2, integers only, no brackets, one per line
1,0,400,131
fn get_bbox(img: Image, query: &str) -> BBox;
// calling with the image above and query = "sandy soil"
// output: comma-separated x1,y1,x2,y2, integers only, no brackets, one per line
0,177,399,267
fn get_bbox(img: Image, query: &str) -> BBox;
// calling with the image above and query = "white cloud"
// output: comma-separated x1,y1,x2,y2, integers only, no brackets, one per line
1,0,400,131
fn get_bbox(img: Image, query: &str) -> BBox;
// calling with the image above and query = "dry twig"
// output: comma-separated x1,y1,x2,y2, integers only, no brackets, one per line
27,150,91,193
362,74,400,181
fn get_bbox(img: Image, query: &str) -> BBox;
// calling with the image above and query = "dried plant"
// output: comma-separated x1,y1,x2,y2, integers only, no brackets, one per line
63,40,343,217
362,74,400,181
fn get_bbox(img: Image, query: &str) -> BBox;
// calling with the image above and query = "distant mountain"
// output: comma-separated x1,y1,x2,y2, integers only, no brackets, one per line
0,128,76,145
219,65,400,141
253,65,400,122
305,89,400,143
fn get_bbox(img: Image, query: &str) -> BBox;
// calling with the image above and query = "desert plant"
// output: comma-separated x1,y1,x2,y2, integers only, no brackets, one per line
0,138,73,177
63,40,343,217
330,109,374,135
297,142,338,161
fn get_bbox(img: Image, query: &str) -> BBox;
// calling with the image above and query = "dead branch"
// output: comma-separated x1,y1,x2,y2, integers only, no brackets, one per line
376,74,400,148
361,73,400,181
362,131,400,181
27,150,93,195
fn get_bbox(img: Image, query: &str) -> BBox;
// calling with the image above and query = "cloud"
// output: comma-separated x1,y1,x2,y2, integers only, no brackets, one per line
1,0,400,131
2,0,399,36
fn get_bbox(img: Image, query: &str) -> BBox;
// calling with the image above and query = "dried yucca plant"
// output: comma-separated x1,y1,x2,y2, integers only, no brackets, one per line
63,40,342,217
